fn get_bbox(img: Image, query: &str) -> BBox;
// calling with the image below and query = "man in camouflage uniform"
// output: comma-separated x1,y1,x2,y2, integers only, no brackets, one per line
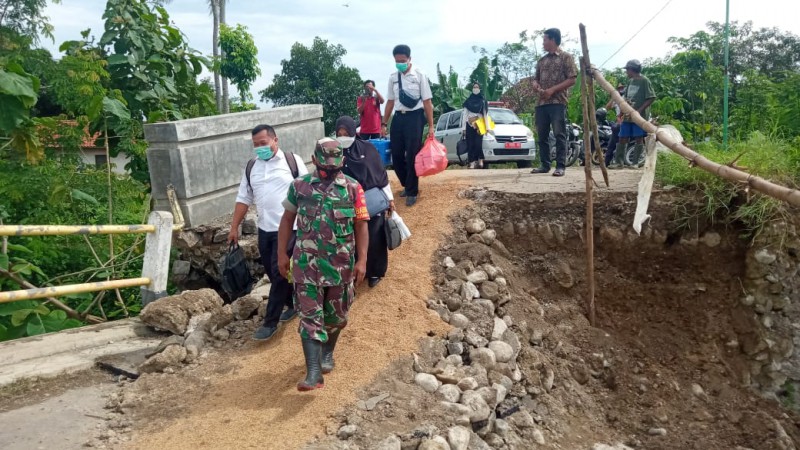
278,137,369,391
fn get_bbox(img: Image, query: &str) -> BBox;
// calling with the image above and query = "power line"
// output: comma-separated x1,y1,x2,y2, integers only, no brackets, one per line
600,0,675,68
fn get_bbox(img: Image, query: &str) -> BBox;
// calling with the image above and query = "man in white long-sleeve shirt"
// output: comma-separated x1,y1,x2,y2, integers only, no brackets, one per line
229,124,308,341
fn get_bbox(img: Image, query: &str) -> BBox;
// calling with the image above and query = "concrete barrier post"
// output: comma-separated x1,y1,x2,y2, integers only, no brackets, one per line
141,211,173,305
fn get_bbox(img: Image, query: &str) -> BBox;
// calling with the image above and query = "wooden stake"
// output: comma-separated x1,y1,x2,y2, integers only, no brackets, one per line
580,24,609,187
579,56,596,327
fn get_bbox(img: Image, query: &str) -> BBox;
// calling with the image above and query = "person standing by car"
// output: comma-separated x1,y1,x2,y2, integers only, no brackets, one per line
277,137,369,391
229,124,308,341
335,115,395,288
357,80,384,139
530,28,578,177
381,44,435,207
617,60,656,168
461,82,489,169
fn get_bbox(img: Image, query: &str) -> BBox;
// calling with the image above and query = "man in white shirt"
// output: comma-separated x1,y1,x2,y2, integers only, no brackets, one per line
229,124,308,341
381,44,435,207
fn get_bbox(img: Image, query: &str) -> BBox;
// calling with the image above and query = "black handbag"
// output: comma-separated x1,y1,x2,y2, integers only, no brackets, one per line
456,137,468,165
220,243,253,302
385,214,402,250
397,72,421,109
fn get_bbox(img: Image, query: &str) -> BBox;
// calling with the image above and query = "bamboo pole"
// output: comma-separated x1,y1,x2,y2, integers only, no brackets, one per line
0,224,156,237
579,56,596,327
590,70,800,208
0,268,104,323
580,24,609,188
0,277,150,303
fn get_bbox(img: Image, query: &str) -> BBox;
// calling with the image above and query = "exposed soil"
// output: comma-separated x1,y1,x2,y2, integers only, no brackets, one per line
308,190,800,450
113,179,466,450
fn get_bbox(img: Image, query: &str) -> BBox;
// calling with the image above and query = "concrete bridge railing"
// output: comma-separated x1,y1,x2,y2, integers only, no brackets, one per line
144,105,324,228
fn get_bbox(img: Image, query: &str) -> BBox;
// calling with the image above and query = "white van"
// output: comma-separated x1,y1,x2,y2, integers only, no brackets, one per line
434,107,536,168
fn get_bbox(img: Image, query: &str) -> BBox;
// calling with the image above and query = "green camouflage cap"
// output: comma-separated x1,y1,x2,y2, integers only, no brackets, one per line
314,137,344,168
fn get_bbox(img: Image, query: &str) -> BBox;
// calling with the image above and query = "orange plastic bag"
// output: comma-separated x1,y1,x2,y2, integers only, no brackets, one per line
415,136,448,177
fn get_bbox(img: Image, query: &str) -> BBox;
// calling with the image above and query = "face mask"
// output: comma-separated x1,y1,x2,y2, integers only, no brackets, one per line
316,166,341,180
396,62,409,72
472,88,481,95
336,136,355,148
254,145,274,161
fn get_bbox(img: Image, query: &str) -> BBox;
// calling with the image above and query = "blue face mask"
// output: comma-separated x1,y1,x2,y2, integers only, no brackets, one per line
254,145,274,161
396,62,409,72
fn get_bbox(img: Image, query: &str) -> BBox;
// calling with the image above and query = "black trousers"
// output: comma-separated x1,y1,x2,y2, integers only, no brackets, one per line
258,229,295,328
389,109,425,196
536,104,567,170
359,132,381,140
604,122,621,166
466,125,484,163
366,213,388,278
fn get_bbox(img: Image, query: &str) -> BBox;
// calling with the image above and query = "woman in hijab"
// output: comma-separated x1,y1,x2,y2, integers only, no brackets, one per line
335,116,394,288
461,82,489,169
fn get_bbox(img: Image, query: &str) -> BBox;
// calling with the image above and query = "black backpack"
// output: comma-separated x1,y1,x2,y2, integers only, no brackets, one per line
245,151,300,192
220,243,253,302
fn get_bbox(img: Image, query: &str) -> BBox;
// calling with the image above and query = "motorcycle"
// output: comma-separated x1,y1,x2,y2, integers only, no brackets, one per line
546,122,582,167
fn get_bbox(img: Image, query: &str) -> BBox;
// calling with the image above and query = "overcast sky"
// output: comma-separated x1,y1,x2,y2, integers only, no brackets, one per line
43,0,798,107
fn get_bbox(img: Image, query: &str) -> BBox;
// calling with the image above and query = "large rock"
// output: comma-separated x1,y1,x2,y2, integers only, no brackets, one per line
466,270,489,284
481,264,501,281
230,294,262,320
450,313,471,329
479,281,500,301
465,218,487,234
438,384,463,403
140,288,225,335
415,373,441,393
449,243,492,266
447,426,471,450
461,282,480,301
467,432,492,450
479,230,496,246
139,345,187,373
470,348,497,370
419,436,451,450
488,341,514,363
491,318,508,341
375,435,402,450
184,329,210,361
460,390,491,423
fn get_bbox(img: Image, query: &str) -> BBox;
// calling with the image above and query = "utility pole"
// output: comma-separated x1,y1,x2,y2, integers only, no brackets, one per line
723,0,730,150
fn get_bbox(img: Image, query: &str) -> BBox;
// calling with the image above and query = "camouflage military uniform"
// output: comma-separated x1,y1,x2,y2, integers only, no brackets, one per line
282,170,369,342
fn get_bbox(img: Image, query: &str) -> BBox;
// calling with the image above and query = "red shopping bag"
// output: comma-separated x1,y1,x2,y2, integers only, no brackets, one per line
415,136,448,177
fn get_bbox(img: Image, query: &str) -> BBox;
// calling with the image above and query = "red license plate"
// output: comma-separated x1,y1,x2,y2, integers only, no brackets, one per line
504,142,521,149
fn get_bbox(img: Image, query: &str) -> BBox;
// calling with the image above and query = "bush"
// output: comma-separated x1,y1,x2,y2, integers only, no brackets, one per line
0,154,150,341
655,132,800,236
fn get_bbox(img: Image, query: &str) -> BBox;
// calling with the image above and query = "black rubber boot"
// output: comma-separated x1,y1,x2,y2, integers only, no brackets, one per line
632,142,644,167
321,330,341,374
297,338,324,391
614,142,626,166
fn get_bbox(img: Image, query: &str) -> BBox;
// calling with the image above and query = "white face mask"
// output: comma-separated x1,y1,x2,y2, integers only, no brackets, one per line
336,136,355,148
472,88,480,95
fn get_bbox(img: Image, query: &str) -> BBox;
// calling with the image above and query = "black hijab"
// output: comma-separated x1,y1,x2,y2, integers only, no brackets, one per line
336,116,389,191
463,90,487,114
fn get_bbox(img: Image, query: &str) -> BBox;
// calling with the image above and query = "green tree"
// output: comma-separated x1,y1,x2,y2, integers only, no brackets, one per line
431,64,468,116
99,0,208,123
0,0,61,44
218,23,261,104
260,37,361,134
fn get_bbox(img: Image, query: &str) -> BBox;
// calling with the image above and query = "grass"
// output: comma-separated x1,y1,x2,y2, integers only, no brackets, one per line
655,132,800,239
